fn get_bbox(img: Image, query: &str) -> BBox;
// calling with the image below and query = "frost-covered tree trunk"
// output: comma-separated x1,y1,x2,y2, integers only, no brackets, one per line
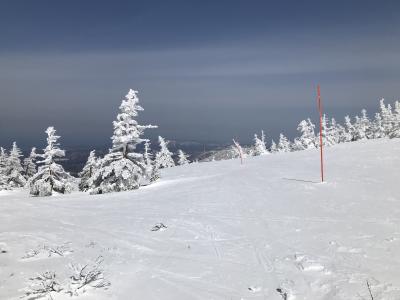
79,150,97,191
29,127,74,196
23,147,37,180
154,136,175,169
177,149,190,165
6,142,26,187
89,89,157,194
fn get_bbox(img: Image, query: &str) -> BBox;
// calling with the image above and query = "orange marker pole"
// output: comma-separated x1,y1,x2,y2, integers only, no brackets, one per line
317,85,324,182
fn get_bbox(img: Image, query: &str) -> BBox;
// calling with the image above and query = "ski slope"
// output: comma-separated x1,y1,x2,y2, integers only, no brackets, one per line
1,139,400,300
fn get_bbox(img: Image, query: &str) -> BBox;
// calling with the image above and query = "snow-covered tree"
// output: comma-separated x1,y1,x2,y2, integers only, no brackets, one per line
232,139,245,164
270,139,278,153
154,136,175,169
89,89,157,194
0,147,10,190
142,141,153,180
253,130,268,155
389,100,400,138
323,116,341,146
353,112,369,141
142,140,160,184
78,150,97,191
332,118,347,144
277,134,291,152
352,109,372,140
29,127,74,196
328,118,344,144
23,147,37,179
379,98,393,136
295,119,317,150
6,142,26,187
320,115,334,147
371,112,384,139
0,147,8,175
344,115,356,142
177,149,190,165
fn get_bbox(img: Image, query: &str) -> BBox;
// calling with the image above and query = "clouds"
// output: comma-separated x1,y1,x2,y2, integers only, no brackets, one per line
1,1,400,147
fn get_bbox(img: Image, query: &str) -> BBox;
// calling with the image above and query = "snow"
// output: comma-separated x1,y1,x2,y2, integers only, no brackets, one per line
1,138,400,299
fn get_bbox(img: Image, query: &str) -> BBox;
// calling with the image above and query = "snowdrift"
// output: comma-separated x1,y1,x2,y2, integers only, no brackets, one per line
1,138,400,299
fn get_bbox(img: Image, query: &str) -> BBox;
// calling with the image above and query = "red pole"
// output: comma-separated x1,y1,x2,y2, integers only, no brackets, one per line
317,85,324,182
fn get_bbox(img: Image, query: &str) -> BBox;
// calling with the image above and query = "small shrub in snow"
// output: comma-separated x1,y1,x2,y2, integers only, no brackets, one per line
24,271,62,299
67,256,110,296
151,223,168,231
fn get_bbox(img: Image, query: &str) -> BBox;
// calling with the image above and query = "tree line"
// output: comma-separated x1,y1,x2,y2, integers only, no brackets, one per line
0,91,399,196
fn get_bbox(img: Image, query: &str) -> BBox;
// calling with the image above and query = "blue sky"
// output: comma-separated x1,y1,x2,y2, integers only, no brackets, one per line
1,0,400,148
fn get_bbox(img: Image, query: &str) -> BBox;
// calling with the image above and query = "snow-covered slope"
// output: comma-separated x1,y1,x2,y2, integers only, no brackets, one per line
1,139,400,300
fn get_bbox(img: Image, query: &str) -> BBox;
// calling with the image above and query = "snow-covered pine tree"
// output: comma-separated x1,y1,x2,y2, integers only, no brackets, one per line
329,118,343,145
379,98,393,136
142,140,160,184
291,138,303,152
332,118,347,144
0,147,10,190
23,147,37,180
177,149,190,165
253,131,268,155
89,89,157,194
270,139,278,153
389,100,400,138
344,115,356,142
324,116,341,146
154,136,175,169
277,133,291,152
371,112,384,139
320,115,334,147
6,142,26,187
360,109,373,139
0,147,8,175
29,127,74,196
352,115,364,141
78,150,97,191
295,119,317,150
142,140,153,181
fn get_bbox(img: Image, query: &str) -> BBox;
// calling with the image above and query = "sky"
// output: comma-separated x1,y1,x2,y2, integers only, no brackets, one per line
1,0,400,149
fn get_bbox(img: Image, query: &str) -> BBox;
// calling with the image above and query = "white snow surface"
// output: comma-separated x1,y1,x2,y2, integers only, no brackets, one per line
1,139,400,299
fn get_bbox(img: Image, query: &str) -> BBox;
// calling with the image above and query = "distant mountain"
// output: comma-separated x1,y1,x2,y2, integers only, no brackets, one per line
57,140,228,176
